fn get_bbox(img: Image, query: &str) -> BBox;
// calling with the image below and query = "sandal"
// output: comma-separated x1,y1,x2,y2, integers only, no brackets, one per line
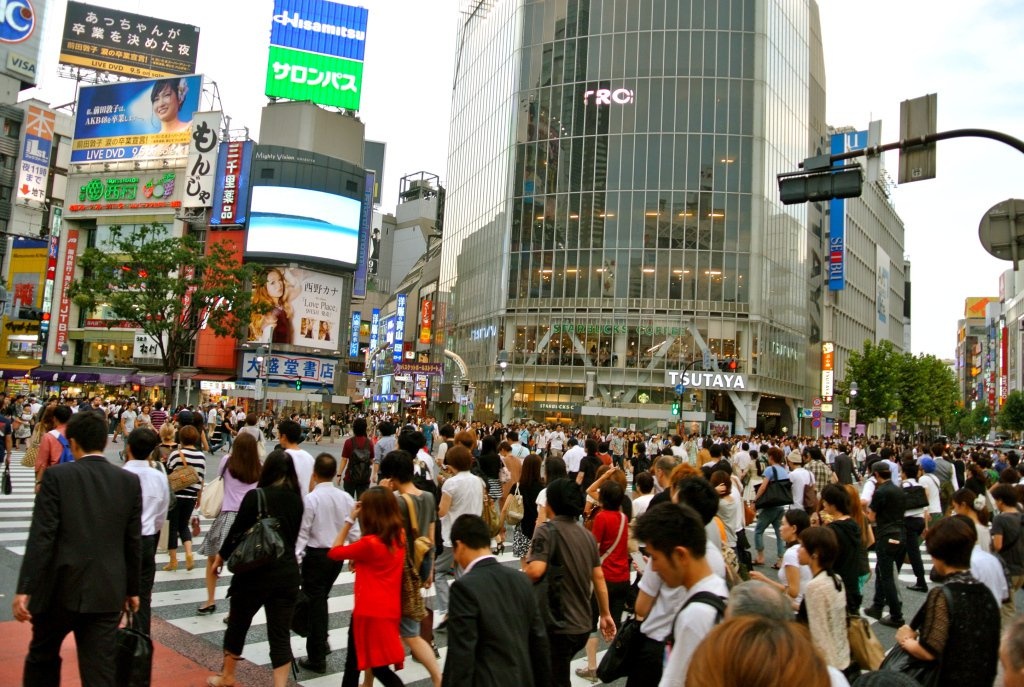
207,676,235,687
771,562,782,570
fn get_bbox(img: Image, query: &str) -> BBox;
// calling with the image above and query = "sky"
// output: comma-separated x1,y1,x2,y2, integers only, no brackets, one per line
22,0,1023,361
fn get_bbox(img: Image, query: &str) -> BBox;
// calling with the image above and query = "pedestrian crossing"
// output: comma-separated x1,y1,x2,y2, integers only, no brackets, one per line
2,454,612,686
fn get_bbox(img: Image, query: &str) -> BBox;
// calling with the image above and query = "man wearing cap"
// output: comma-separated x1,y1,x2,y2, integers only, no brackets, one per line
525,479,615,687
787,450,813,511
864,461,907,627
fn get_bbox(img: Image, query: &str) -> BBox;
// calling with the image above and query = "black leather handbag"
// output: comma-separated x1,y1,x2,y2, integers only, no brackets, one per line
754,468,793,510
226,489,286,574
115,612,153,687
596,616,642,682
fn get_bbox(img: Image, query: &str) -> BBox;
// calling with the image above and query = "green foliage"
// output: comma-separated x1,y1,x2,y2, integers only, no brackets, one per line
842,341,959,431
1000,391,1024,435
69,223,265,374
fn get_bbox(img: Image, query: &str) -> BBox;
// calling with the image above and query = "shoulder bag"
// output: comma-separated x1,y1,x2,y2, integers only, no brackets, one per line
596,615,642,682
199,462,226,518
877,586,951,686
114,611,153,687
167,451,200,493
226,488,286,574
402,493,434,582
481,481,502,537
533,521,567,630
754,466,793,510
21,426,41,468
505,483,525,525
2,458,11,496
847,614,885,671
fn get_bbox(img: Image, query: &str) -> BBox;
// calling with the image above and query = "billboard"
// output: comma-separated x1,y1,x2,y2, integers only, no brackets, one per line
349,311,361,358
0,0,45,88
72,74,204,163
392,294,407,364
59,1,200,78
248,266,343,352
241,351,338,385
821,341,835,403
210,140,253,226
246,186,361,268
265,0,368,110
16,104,54,206
828,130,867,291
54,229,80,353
352,170,374,297
875,246,890,343
183,111,221,208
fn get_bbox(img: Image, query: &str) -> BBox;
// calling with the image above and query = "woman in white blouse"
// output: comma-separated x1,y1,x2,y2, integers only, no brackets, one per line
749,508,812,610
798,526,851,674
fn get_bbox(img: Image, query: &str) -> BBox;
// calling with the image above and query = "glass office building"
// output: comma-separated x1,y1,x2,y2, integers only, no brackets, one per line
439,0,826,432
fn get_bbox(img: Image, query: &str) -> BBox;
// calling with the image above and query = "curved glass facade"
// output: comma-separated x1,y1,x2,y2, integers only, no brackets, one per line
440,0,824,430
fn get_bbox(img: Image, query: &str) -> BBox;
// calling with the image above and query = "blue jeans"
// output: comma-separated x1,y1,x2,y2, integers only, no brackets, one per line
754,506,786,558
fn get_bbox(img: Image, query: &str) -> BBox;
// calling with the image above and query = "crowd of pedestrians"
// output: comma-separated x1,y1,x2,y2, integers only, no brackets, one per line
6,395,1024,686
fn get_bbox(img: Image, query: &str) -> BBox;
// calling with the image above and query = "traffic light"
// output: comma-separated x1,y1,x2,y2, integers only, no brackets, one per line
717,358,738,372
778,166,863,205
671,400,681,416
295,378,302,391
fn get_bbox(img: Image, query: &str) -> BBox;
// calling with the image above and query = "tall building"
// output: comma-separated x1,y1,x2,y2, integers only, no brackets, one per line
956,296,998,409
439,0,827,432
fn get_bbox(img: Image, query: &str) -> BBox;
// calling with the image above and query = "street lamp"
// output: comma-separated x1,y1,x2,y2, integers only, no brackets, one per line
497,350,509,424
257,343,271,411
848,381,859,437
60,342,68,368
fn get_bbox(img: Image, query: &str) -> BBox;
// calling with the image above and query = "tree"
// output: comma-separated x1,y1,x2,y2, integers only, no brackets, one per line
912,354,960,432
999,390,1024,435
70,223,265,376
843,340,901,425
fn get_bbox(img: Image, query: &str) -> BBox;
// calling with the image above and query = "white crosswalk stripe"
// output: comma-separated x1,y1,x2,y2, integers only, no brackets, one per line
3,453,613,685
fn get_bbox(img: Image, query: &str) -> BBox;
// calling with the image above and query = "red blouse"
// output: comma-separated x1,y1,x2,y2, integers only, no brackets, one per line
328,532,405,619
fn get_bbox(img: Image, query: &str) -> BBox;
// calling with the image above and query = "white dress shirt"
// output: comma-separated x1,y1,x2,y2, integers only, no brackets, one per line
562,444,586,472
295,481,359,562
286,447,316,496
123,460,171,536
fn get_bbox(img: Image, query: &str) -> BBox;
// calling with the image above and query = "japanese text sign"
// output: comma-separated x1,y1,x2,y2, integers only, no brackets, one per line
392,294,407,364
265,45,363,110
211,140,253,226
183,111,221,208
60,1,199,78
241,351,337,384
16,104,54,206
54,229,79,353
349,311,361,358
369,308,380,352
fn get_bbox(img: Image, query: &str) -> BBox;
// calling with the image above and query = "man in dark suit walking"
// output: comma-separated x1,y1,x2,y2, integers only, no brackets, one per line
442,514,550,687
13,410,143,686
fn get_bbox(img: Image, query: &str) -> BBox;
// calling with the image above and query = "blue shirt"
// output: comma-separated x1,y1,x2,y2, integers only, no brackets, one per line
765,464,790,481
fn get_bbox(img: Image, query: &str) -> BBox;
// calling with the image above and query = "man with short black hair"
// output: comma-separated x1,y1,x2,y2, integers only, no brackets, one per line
15,411,142,685
444,514,550,687
122,427,168,634
634,503,728,687
864,462,907,627
526,479,614,687
278,419,315,496
562,438,585,478
373,420,397,483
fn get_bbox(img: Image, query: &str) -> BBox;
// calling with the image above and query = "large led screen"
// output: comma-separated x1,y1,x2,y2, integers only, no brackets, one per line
245,186,361,268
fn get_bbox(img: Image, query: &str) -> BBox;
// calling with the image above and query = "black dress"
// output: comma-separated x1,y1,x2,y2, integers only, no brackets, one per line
916,573,1000,685
827,517,864,614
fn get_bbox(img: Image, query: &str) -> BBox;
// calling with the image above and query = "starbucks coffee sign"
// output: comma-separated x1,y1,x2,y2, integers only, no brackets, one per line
665,370,747,390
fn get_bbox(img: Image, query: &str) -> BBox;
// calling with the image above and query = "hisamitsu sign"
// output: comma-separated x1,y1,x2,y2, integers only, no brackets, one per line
665,370,747,390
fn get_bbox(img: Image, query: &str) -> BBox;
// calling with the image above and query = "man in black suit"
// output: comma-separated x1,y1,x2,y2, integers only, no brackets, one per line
442,514,549,687
13,410,143,686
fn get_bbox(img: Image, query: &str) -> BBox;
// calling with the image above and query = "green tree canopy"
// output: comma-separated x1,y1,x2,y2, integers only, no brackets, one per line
843,340,900,425
69,223,265,375
999,390,1024,435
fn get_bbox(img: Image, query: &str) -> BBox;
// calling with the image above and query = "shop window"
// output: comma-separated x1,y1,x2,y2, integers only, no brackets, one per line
86,342,133,367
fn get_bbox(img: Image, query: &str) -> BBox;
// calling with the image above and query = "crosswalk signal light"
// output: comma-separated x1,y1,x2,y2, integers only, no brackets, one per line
295,378,302,391
671,400,681,416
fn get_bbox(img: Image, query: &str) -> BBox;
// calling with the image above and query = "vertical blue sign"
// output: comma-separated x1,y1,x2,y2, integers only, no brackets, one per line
369,308,380,352
828,130,867,291
349,311,361,358
392,294,407,364
353,170,374,298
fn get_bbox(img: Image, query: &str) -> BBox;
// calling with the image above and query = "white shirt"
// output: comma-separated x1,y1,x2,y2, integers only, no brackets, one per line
972,546,1009,604
441,471,485,546
548,431,565,451
671,446,687,459
632,493,654,519
121,410,137,433
780,544,813,607
510,442,530,459
733,450,751,477
639,548,727,641
789,467,812,510
919,473,942,513
562,444,586,472
462,553,496,575
123,461,170,536
658,573,730,687
295,481,359,561
285,447,316,496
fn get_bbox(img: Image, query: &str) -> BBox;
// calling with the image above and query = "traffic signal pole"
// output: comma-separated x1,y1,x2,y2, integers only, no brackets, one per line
813,128,1024,168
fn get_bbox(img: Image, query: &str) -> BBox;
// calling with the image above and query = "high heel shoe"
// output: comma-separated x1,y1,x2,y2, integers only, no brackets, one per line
492,543,505,555
163,551,178,571
185,553,195,571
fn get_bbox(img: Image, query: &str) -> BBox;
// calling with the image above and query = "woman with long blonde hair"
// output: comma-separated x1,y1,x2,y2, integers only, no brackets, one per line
249,267,294,343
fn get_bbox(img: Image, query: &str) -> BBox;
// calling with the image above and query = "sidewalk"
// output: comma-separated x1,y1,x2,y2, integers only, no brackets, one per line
0,616,277,687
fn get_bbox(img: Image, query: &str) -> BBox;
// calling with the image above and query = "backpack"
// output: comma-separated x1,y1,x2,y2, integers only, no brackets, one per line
50,430,74,464
902,481,929,510
666,591,727,650
347,437,372,485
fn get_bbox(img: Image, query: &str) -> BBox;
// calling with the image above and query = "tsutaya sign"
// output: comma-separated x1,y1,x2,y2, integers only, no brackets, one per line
665,370,747,390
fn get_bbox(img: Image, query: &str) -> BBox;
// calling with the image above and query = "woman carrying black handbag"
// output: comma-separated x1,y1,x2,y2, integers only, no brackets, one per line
207,450,304,687
752,447,792,567
881,516,1000,686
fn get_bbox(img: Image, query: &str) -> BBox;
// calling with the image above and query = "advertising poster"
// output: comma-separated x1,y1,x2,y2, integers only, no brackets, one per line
0,0,46,87
183,111,221,208
72,74,204,163
246,185,361,268
248,266,343,352
210,140,253,226
17,104,54,205
60,1,199,78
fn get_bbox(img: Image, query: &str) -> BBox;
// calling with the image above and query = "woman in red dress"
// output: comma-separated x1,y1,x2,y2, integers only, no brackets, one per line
329,486,407,687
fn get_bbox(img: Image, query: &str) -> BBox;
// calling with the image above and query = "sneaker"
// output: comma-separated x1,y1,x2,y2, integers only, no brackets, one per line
878,616,905,628
906,583,928,593
862,606,883,620
575,667,599,683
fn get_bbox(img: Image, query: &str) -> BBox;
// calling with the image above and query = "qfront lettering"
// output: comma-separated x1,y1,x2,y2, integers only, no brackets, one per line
666,371,746,390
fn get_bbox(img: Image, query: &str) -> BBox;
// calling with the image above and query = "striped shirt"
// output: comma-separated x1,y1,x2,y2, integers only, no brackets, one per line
167,447,206,499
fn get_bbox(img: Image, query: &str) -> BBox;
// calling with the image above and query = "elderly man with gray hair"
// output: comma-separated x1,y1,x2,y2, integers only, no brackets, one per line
727,581,852,687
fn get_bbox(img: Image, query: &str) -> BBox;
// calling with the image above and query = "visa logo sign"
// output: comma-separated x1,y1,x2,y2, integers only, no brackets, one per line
6,51,35,79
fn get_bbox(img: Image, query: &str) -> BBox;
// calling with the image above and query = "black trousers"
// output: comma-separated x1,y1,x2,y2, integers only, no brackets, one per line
549,631,589,687
23,605,121,687
625,634,667,687
301,547,344,663
901,516,927,585
137,533,158,635
224,583,298,669
167,496,195,549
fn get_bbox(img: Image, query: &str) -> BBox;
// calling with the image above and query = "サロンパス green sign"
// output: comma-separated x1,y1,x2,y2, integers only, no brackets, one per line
265,45,364,110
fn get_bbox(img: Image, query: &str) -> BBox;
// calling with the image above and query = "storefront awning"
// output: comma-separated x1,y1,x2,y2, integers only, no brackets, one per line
191,373,234,382
131,373,172,387
0,367,38,378
30,369,101,383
